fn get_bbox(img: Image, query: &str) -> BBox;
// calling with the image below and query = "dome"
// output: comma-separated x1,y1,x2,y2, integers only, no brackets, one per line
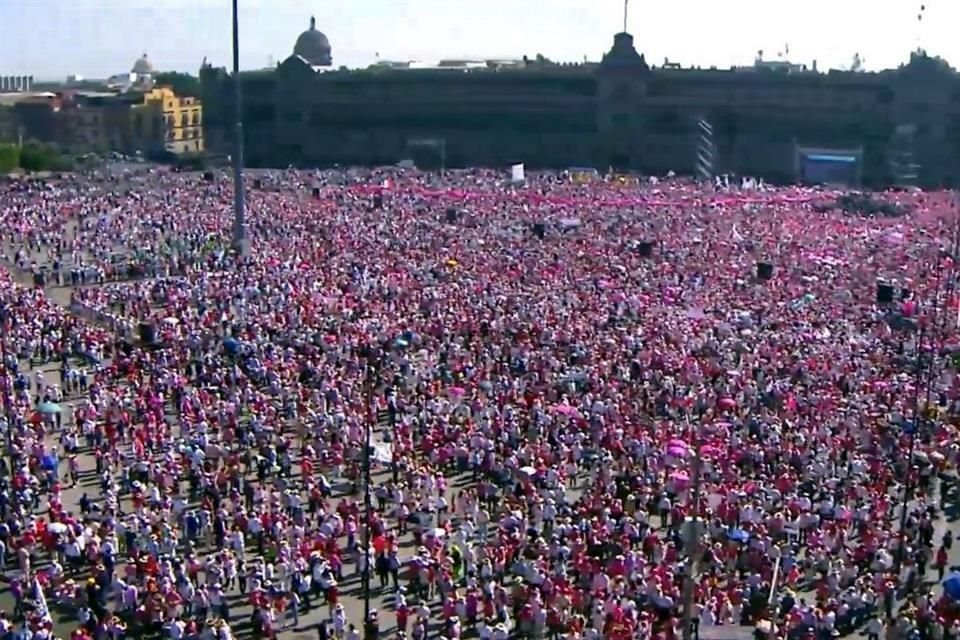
293,16,332,67
132,53,154,75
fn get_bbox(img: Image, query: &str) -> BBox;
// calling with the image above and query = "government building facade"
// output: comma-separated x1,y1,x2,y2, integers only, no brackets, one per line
199,17,960,188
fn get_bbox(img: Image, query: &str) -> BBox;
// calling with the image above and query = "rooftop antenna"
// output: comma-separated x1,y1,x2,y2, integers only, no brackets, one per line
623,0,629,33
916,3,927,54
851,52,864,72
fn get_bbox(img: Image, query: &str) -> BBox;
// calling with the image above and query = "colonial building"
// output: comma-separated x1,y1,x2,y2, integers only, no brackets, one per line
0,76,34,93
200,19,960,188
8,81,202,156
138,86,203,154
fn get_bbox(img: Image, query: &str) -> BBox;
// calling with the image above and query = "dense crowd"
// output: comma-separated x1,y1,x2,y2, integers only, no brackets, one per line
0,167,957,640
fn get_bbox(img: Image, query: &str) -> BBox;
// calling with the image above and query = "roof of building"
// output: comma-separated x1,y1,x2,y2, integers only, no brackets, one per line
132,54,154,75
293,16,331,67
0,92,55,106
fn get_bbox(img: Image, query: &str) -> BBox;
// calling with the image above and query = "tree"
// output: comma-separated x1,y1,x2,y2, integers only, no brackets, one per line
0,144,19,173
153,71,201,97
18,142,71,172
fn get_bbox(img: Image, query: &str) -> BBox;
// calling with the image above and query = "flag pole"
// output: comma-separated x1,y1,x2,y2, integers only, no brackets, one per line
623,0,629,32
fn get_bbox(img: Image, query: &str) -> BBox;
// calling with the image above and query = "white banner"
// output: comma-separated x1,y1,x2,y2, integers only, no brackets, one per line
511,164,525,182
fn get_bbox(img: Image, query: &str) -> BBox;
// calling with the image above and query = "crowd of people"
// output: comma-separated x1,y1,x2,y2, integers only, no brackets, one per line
0,167,957,640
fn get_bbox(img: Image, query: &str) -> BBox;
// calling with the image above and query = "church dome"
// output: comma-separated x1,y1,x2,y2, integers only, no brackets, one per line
293,16,332,66
132,53,154,75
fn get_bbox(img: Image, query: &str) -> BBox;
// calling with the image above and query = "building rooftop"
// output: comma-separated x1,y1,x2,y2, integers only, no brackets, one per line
132,54,154,75
292,16,332,67
371,58,528,71
0,92,55,106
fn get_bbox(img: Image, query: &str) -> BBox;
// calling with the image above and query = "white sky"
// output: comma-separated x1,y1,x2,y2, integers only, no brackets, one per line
0,0,949,79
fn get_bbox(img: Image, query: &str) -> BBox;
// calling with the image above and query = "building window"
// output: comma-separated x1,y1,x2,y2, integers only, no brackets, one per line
612,83,631,101
653,111,685,134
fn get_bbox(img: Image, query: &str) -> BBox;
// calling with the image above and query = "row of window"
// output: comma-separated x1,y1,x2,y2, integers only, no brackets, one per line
275,110,594,132
167,127,201,141
164,111,202,127
314,77,597,99
610,110,888,138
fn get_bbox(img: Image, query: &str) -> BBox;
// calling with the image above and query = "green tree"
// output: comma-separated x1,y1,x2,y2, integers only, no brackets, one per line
153,71,201,97
18,142,71,172
0,144,19,173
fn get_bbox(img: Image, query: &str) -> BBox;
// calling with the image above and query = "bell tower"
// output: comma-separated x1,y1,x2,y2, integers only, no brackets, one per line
596,30,650,170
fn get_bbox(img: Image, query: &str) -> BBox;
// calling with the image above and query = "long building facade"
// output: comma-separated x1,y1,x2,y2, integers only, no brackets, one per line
200,27,960,188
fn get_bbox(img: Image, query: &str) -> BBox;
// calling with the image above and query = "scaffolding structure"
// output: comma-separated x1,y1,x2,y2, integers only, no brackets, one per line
695,116,716,182
890,123,920,187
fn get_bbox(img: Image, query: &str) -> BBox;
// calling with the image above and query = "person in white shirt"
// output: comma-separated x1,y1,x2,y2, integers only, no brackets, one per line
167,619,185,640
332,604,347,638
866,615,885,640
285,592,301,629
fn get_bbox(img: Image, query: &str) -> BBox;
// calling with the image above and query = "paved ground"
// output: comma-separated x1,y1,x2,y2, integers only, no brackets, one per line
2,225,960,639
0,351,421,638
0,229,514,639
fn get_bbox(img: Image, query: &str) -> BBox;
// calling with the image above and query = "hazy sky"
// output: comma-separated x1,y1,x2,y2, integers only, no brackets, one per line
0,0,952,79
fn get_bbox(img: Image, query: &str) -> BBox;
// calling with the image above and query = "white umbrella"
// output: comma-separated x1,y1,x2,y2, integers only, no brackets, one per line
48,523,68,534
162,317,179,326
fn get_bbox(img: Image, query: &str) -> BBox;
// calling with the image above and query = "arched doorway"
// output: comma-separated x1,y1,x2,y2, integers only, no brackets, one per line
406,138,447,172
609,152,631,171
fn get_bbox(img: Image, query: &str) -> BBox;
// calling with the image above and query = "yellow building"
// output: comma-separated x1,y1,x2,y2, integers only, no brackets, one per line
60,84,204,157
136,86,203,154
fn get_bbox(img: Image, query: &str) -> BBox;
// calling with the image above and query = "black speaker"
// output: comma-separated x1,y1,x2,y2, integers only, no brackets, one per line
253,179,263,189
756,262,773,280
32,271,46,287
138,322,157,344
877,282,894,304
202,171,214,182
532,222,546,239
116,340,133,357
312,187,321,198
445,208,458,224
638,241,654,257
373,193,383,209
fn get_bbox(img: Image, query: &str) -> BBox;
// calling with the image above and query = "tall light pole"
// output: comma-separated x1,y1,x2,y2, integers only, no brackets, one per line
364,357,373,624
681,415,704,640
362,347,381,639
894,318,925,578
231,0,249,256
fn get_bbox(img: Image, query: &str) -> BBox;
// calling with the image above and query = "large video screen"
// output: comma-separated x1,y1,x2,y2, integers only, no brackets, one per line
800,153,859,186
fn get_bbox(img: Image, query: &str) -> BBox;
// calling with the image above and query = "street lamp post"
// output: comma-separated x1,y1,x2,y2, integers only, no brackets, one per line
362,350,379,633
894,313,928,579
0,306,12,479
893,233,955,579
230,0,249,257
390,403,399,484
681,415,704,640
